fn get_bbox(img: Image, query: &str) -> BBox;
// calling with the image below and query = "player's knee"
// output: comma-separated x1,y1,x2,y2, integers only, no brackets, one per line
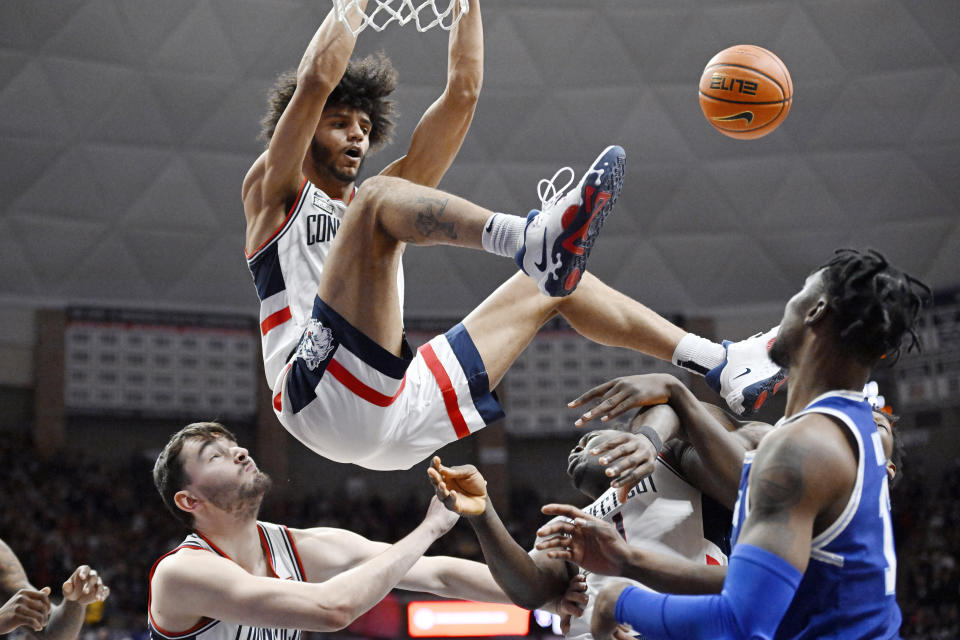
349,174,403,222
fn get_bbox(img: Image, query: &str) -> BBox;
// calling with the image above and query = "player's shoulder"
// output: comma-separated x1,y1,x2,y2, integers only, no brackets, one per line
287,526,368,548
756,413,857,490
152,547,223,584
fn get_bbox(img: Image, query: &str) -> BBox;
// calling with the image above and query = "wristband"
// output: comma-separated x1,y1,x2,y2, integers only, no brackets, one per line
636,425,663,454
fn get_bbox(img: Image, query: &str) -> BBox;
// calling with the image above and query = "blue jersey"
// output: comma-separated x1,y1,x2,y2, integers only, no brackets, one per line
730,391,902,639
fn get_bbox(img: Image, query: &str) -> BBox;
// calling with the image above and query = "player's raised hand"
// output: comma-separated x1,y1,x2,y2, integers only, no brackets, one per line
536,504,631,578
61,565,109,605
569,374,674,426
427,456,488,516
0,587,51,633
588,430,658,503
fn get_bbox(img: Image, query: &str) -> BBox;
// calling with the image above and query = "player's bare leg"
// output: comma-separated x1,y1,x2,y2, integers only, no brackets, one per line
464,272,687,388
317,175,493,355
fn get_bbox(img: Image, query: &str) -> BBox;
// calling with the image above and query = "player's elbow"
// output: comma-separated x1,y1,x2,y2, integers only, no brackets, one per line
294,66,336,100
315,607,354,632
445,68,482,106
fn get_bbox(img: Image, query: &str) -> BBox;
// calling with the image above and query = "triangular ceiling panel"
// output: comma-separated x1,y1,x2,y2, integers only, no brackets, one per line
482,14,549,89
149,0,240,76
84,144,177,213
0,138,66,204
0,219,40,295
83,74,175,146
909,69,960,145
115,0,198,62
209,0,306,73
10,146,109,223
60,234,152,302
0,60,73,139
121,155,221,232
44,0,136,65
7,216,106,282
12,1,87,45
857,218,955,276
146,72,238,145
41,58,140,134
120,228,215,294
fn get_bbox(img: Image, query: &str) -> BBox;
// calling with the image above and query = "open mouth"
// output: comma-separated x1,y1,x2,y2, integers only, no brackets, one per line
344,148,361,159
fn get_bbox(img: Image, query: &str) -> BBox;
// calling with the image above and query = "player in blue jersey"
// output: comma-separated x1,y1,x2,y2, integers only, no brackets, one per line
559,248,930,640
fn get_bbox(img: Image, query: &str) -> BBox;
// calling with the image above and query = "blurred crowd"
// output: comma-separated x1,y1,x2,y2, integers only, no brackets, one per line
1,431,957,639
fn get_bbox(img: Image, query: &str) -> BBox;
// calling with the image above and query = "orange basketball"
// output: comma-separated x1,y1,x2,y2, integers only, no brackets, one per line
698,44,793,140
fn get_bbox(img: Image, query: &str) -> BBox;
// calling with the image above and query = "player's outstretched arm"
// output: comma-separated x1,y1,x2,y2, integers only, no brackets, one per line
291,524,510,604
574,374,762,508
428,457,573,610
243,2,367,231
536,504,726,595
151,496,457,633
0,541,109,640
593,416,851,640
379,0,482,187
0,540,50,635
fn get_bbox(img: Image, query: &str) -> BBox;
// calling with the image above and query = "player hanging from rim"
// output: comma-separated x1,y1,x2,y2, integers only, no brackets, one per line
242,0,785,471
538,249,928,640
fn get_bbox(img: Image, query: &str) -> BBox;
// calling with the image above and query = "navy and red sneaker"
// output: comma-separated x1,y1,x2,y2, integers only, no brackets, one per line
515,145,626,297
705,326,789,416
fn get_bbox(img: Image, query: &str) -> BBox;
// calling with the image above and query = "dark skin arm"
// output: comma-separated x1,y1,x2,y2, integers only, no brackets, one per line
534,505,727,595
0,540,109,640
572,374,770,508
428,457,575,610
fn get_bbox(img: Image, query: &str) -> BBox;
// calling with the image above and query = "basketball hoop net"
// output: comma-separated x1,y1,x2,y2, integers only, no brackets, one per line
331,0,470,35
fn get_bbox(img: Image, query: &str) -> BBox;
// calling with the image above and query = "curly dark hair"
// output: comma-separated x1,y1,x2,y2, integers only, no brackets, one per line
153,422,238,529
260,53,398,149
817,248,931,366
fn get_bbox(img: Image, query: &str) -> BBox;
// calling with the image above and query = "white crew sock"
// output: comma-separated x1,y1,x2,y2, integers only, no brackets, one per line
481,213,527,258
672,333,726,376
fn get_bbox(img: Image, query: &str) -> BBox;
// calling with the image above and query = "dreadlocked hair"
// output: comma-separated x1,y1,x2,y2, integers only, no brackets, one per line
260,53,398,149
818,248,931,366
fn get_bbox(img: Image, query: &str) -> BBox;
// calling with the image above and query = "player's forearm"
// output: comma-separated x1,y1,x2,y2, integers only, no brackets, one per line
664,379,749,496
0,541,30,599
445,0,483,99
402,556,510,604
297,1,367,90
468,503,566,610
620,548,726,595
308,520,447,630
29,600,84,640
629,403,681,445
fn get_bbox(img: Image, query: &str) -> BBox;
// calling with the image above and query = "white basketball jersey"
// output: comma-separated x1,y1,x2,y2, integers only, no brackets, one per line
247,179,404,389
148,522,306,640
561,455,728,640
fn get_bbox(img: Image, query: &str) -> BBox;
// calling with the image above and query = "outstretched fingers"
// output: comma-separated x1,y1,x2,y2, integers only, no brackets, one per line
568,380,616,409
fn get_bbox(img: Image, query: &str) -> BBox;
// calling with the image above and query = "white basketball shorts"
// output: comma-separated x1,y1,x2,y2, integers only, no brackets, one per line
269,296,504,470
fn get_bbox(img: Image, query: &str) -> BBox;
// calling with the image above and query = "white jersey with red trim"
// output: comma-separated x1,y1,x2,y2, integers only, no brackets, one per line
246,179,404,389
558,454,729,640
148,522,306,640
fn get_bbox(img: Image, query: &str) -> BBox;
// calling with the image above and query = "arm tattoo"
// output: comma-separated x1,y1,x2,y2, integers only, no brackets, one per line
750,441,808,522
414,197,457,240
